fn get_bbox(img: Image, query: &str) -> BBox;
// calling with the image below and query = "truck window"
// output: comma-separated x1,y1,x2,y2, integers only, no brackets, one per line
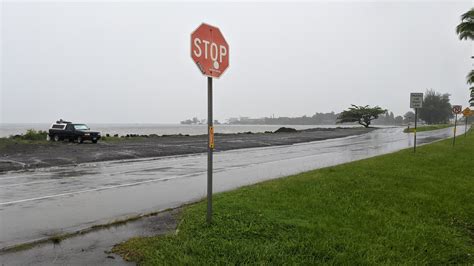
52,124,65,129
73,124,89,130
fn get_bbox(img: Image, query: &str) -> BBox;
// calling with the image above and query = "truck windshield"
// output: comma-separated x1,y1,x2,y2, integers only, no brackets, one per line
74,124,89,130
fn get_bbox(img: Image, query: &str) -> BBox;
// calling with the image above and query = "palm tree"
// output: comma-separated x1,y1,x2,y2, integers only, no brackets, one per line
457,9,474,85
467,69,474,85
456,8,474,40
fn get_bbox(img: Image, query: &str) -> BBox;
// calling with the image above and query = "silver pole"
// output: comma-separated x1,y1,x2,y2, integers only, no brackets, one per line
207,77,213,224
414,108,417,153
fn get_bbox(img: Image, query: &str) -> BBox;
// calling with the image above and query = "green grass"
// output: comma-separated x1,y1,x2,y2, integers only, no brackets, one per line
114,132,474,265
403,124,451,133
0,129,49,149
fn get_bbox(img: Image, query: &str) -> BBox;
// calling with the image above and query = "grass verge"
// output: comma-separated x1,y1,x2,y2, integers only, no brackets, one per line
114,133,474,264
403,124,451,133
0,129,49,149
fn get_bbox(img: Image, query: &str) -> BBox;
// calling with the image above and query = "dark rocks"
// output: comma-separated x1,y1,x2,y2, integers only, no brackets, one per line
274,127,298,133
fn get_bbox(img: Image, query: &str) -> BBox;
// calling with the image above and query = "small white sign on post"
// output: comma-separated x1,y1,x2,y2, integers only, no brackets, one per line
410,92,423,153
410,93,423,109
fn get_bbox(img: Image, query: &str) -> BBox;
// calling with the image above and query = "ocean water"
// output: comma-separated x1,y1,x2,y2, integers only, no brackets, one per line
0,123,355,138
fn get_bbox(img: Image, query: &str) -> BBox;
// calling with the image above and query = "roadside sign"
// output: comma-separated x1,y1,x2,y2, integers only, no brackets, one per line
410,92,423,153
410,93,423,109
190,23,230,224
462,107,472,117
452,105,462,146
191,23,229,79
463,108,472,137
452,105,462,114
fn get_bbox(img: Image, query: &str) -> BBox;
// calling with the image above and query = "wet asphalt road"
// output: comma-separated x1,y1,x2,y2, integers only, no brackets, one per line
0,127,466,253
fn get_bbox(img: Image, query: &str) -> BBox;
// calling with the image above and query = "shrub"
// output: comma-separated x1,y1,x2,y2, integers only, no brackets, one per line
11,129,48,141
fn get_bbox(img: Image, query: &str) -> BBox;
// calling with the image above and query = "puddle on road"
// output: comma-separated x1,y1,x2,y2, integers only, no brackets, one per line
49,169,99,179
0,208,181,265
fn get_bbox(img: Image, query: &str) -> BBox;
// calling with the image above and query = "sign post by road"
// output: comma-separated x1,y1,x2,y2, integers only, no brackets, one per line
410,93,423,153
462,107,472,137
191,23,229,224
452,105,462,146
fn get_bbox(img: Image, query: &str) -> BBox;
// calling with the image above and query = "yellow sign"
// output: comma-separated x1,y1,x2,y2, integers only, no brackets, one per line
209,126,215,149
463,107,473,117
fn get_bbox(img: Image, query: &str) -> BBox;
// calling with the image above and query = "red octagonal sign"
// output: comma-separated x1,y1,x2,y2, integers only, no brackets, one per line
191,23,229,79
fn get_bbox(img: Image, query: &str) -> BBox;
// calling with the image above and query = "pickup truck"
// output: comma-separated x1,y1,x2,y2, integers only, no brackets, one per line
48,120,101,144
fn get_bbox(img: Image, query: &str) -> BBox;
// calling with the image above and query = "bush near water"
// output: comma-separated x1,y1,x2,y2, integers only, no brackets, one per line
10,129,48,141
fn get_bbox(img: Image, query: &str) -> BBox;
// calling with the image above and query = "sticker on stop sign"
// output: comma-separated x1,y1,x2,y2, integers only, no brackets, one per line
191,23,229,79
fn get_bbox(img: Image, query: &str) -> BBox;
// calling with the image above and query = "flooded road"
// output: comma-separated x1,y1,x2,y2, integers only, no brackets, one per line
0,127,465,250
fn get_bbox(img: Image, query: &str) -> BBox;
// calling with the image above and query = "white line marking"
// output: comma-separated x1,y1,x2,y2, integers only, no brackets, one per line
0,153,206,180
0,172,201,206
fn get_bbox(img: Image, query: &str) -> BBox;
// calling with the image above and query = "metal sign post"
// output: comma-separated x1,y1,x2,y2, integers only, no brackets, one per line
207,76,213,224
462,107,472,137
452,105,462,146
410,93,423,153
465,116,468,137
191,23,229,224
414,108,418,153
453,113,458,146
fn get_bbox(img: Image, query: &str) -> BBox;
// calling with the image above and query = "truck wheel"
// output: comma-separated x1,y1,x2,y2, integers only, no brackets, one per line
92,140,98,144
77,136,83,144
53,135,60,142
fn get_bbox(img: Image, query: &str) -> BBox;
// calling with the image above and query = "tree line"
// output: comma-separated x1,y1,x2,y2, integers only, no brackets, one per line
183,89,453,127
337,90,454,127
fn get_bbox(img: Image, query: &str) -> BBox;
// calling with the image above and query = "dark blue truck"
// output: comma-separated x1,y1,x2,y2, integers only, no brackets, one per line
48,120,101,144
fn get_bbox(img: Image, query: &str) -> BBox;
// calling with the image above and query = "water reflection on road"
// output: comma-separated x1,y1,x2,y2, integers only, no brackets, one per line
0,127,466,249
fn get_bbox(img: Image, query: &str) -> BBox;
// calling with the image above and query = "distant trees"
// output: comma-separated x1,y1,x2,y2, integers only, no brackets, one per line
418,90,453,124
394,115,404,125
228,112,339,125
404,111,415,123
227,110,405,126
180,117,201,125
372,112,404,126
337,105,387,128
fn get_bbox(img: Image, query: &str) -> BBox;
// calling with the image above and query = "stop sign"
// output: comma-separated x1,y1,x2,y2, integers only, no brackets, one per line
452,105,462,114
191,23,229,79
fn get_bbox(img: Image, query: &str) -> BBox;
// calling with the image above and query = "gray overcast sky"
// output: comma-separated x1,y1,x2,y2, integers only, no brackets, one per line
1,1,472,123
